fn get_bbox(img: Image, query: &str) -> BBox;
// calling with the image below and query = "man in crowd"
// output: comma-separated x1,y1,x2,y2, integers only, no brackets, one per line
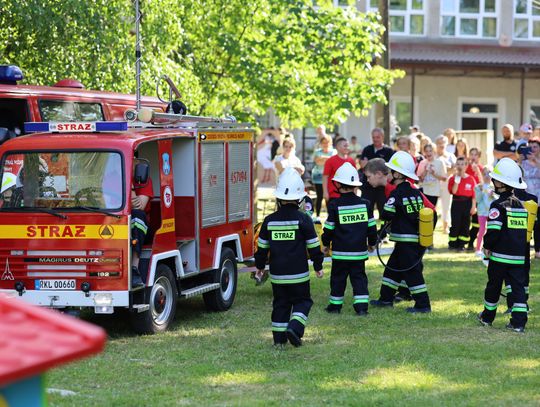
360,128,394,215
493,124,517,161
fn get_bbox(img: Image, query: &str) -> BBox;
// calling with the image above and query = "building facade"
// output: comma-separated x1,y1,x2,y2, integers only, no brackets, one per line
281,0,540,162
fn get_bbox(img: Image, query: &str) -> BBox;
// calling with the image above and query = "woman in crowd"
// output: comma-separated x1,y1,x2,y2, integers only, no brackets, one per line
455,138,469,159
311,135,336,218
444,128,457,155
416,142,447,206
435,134,456,234
521,138,540,257
473,166,495,257
410,136,424,166
274,137,305,176
257,132,276,184
395,136,411,153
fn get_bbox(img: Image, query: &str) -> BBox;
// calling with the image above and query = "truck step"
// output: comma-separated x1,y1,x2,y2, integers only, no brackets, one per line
132,304,150,313
180,283,220,298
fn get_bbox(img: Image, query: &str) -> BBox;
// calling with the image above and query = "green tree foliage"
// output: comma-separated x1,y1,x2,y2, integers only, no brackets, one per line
0,0,402,127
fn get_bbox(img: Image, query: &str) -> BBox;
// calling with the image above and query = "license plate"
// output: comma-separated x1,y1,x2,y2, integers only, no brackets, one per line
35,279,76,290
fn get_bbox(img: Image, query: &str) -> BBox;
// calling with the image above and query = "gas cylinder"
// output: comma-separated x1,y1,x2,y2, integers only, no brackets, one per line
419,207,434,247
524,200,538,242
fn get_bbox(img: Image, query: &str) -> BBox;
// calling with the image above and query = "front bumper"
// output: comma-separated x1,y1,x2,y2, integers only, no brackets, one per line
0,289,130,307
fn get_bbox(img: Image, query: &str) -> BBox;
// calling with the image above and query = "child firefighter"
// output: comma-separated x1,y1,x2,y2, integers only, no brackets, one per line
478,158,529,333
321,162,377,315
255,168,324,347
370,151,432,313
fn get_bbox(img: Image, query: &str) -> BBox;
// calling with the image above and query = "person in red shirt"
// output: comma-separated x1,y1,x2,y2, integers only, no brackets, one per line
466,147,484,250
131,156,154,288
323,137,356,204
448,156,477,251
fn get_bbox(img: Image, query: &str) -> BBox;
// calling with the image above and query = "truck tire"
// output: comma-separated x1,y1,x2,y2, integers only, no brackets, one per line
203,247,237,311
130,263,177,334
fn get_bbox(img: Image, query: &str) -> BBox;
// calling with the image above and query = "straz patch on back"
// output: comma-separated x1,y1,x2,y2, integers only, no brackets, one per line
339,210,368,224
271,230,296,240
507,216,527,229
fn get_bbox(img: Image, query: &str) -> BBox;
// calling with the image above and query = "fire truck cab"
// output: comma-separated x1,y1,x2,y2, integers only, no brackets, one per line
0,65,165,144
0,116,254,333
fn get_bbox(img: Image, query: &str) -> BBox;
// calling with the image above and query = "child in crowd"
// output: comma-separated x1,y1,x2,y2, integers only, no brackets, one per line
448,157,477,251
474,167,495,257
255,168,324,348
321,162,377,315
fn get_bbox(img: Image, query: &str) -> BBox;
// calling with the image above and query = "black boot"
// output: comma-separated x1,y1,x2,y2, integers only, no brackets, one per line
132,266,144,289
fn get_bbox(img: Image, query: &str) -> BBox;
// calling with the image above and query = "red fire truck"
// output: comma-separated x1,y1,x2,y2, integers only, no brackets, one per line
0,112,255,333
0,64,165,143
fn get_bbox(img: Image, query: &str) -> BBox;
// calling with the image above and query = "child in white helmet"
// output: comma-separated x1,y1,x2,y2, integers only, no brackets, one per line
478,158,529,332
321,162,377,315
255,168,324,347
370,151,432,313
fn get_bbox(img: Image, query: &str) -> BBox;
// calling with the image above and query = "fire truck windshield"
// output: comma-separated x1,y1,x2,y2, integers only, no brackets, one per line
0,151,124,211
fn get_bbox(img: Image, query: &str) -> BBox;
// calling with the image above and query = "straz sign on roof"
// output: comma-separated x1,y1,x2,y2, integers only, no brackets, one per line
24,122,128,133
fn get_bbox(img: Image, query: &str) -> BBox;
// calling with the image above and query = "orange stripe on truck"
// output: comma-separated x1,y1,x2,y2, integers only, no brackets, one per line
0,224,129,239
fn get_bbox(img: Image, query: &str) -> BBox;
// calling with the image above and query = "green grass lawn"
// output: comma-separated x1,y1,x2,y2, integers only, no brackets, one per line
47,230,540,406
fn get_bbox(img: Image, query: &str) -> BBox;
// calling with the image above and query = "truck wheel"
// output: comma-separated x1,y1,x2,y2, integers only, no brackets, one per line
130,264,177,334
203,247,237,311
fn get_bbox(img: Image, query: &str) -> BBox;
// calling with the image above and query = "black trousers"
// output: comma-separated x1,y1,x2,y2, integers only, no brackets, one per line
481,260,528,328
378,242,430,309
271,281,313,344
506,243,531,309
468,213,479,249
361,184,386,216
327,260,369,312
314,183,323,216
131,209,148,256
449,198,472,248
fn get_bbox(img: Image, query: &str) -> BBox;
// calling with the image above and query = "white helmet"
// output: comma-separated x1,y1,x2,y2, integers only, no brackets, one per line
490,157,527,189
332,162,362,186
385,151,419,181
274,167,307,200
0,172,16,193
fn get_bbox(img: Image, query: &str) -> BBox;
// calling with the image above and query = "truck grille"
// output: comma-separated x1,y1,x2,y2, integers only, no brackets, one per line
1,250,123,279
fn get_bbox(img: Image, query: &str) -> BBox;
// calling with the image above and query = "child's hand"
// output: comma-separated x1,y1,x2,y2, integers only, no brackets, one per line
315,269,324,278
483,249,491,258
368,245,375,253
322,246,330,256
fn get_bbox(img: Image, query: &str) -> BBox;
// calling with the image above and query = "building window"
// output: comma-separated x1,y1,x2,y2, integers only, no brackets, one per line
391,97,418,137
514,0,540,40
440,0,498,38
527,100,540,127
369,0,426,36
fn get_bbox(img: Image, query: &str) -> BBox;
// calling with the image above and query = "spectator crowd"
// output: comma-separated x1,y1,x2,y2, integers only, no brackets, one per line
257,122,540,259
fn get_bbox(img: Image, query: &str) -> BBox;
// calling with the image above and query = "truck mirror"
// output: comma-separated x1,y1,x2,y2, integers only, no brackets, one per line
134,162,149,185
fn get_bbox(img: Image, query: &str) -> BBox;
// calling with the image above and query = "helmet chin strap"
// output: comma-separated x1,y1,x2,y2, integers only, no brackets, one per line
277,198,301,209
390,170,403,185
332,180,343,192
493,180,510,195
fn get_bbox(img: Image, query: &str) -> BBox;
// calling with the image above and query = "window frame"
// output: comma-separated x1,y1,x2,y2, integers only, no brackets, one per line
513,0,540,40
440,0,499,39
368,0,427,36
390,96,419,137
